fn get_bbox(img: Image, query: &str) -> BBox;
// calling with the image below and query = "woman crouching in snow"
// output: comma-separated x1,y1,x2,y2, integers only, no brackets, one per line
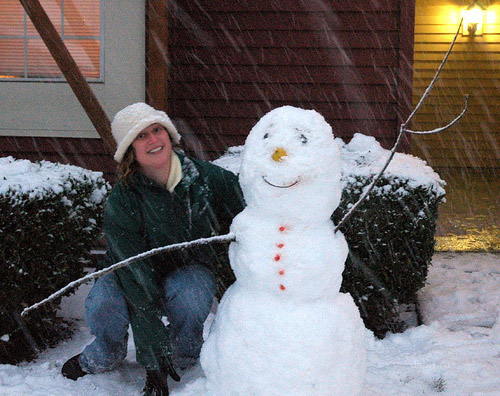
61,103,244,396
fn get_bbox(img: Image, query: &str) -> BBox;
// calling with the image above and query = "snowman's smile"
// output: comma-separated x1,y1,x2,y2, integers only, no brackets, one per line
262,176,299,189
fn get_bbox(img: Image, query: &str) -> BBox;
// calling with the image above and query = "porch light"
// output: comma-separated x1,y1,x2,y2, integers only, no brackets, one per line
462,1,486,36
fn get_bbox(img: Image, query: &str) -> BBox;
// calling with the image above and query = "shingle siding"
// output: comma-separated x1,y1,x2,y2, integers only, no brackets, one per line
1,1,416,175
168,0,415,159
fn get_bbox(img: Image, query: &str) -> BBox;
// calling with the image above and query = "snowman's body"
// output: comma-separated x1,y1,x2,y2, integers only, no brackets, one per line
200,106,366,396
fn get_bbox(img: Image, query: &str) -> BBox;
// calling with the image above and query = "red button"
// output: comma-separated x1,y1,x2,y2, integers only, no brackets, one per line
280,284,286,290
279,226,285,232
279,270,285,275
274,254,281,261
277,243,284,248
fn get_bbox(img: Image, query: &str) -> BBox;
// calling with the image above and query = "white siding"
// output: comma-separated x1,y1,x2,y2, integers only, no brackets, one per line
0,0,145,138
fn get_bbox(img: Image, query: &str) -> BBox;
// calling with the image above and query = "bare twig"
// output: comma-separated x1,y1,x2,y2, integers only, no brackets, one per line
403,95,468,135
334,18,467,233
404,18,464,128
21,233,236,317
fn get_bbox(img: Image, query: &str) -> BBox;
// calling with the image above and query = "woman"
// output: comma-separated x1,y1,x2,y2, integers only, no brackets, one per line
61,103,244,396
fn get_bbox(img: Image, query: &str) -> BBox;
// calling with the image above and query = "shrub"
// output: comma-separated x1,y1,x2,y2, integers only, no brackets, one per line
335,177,442,337
214,134,446,337
0,157,110,363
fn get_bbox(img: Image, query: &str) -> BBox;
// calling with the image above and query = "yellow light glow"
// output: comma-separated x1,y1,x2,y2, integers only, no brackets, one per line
485,9,497,25
462,4,485,36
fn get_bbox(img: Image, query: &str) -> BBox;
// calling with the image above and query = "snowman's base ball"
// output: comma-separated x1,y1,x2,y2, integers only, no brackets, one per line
200,283,366,396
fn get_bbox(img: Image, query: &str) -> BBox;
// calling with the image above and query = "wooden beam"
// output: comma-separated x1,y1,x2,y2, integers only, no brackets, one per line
19,0,116,154
145,0,169,112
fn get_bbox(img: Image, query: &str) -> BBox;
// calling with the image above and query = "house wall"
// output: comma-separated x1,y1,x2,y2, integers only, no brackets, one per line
0,0,146,179
411,0,500,168
167,0,415,160
1,0,416,178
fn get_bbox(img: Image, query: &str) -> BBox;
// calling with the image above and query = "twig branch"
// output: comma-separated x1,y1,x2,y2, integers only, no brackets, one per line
334,18,467,233
402,95,468,135
21,233,236,317
404,18,464,128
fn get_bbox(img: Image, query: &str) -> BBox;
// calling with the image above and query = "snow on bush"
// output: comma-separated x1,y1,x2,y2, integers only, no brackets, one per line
0,157,108,204
0,157,111,363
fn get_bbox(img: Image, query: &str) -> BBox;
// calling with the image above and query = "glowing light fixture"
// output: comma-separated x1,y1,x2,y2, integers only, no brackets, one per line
461,1,486,36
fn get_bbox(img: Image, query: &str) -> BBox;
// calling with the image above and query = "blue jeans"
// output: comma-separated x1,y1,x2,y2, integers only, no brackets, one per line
79,265,216,373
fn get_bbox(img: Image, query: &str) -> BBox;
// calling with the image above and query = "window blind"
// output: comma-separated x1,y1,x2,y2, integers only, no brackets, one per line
0,0,101,80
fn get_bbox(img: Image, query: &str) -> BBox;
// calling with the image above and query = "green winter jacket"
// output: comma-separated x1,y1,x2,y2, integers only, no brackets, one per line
98,152,244,370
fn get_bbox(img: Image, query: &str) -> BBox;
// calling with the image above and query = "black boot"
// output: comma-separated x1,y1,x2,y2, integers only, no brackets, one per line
143,370,169,396
61,354,88,380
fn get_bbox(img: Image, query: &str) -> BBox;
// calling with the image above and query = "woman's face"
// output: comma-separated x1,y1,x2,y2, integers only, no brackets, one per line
132,123,172,172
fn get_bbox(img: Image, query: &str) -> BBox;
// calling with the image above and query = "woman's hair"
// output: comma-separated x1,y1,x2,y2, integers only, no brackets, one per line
117,147,139,184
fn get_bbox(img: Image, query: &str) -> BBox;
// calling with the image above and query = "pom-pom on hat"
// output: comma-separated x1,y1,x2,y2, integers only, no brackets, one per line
111,102,181,163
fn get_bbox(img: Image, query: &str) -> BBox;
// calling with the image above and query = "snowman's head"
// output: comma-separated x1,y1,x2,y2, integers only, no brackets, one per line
239,106,342,221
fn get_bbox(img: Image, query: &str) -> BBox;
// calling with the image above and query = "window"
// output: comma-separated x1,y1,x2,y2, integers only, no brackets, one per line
0,0,102,81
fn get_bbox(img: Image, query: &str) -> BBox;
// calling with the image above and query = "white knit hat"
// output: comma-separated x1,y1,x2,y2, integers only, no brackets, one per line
111,102,181,162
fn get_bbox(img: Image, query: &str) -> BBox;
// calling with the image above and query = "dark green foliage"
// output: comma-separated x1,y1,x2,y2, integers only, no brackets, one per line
0,165,110,363
334,176,444,337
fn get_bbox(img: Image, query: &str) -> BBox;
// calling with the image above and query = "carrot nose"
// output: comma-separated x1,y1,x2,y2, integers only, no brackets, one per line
272,147,288,162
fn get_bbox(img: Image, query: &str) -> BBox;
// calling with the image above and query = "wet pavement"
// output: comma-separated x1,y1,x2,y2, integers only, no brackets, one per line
434,168,500,252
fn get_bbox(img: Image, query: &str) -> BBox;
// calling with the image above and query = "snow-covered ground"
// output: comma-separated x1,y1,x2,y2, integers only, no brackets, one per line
1,252,499,396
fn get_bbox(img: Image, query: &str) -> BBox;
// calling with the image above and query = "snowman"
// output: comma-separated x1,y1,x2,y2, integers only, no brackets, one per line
200,106,366,396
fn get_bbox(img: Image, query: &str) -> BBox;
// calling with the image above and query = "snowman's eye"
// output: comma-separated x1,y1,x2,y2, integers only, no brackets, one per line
263,133,269,139
300,134,308,144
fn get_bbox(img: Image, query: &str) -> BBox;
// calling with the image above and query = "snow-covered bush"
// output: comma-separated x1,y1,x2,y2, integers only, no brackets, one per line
214,134,446,337
334,135,445,336
0,157,110,363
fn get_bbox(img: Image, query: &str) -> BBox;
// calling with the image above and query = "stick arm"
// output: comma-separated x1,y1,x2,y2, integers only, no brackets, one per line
334,18,467,233
21,233,236,317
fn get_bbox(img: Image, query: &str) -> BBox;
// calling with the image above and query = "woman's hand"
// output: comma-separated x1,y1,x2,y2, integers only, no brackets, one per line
143,358,180,396
144,369,169,396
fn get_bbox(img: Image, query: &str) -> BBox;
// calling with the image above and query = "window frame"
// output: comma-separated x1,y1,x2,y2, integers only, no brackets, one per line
0,0,104,83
